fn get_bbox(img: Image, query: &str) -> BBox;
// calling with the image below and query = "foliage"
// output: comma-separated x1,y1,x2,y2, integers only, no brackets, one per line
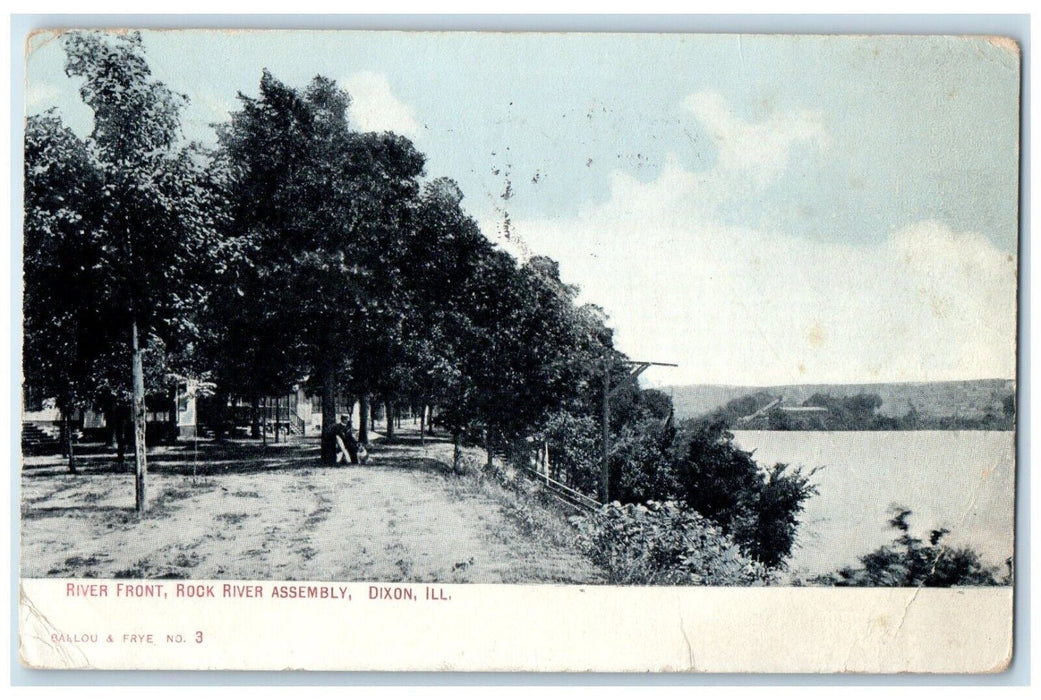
212,70,425,448
24,30,223,464
540,409,600,494
817,507,1009,587
608,402,677,504
60,32,223,335
572,501,771,585
23,113,106,413
671,418,818,568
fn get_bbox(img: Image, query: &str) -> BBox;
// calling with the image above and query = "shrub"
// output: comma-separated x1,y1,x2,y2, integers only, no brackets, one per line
572,500,771,585
540,409,600,494
671,418,818,568
608,413,676,504
817,507,1009,587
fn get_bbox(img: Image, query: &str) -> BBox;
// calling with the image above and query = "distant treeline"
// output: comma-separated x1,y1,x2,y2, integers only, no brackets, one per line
710,391,1015,431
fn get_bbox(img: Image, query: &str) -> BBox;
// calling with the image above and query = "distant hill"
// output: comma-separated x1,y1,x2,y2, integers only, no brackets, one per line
662,379,1016,422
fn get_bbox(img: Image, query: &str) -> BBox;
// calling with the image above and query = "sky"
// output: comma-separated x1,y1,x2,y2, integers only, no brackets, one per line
24,30,1021,386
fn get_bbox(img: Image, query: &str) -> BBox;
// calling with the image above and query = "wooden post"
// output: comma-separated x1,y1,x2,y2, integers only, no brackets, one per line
321,370,336,463
419,404,426,447
543,442,551,479
131,319,148,513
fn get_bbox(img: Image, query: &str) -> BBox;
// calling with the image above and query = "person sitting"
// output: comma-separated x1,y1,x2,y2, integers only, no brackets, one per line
330,415,359,465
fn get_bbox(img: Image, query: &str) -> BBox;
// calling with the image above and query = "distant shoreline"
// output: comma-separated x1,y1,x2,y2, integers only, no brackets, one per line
662,378,1016,429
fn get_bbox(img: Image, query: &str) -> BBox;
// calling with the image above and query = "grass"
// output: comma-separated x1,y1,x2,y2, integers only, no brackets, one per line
427,443,594,559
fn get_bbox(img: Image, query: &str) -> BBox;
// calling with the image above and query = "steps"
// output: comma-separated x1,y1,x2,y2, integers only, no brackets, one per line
22,422,60,455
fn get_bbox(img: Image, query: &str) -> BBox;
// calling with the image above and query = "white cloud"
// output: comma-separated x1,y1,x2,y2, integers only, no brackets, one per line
682,91,826,184
493,158,1016,386
341,71,420,138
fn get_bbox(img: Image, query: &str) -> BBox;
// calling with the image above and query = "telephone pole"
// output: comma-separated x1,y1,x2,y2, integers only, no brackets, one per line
600,359,677,504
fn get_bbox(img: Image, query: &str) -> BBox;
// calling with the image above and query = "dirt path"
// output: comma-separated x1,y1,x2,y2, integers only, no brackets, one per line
20,431,604,583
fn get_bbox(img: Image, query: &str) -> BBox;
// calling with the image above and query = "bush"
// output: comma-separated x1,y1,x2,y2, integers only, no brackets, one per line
608,413,676,504
572,501,771,585
816,507,1009,587
671,418,817,568
541,409,600,494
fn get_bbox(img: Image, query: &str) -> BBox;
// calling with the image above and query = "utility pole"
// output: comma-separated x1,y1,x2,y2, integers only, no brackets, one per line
600,358,678,504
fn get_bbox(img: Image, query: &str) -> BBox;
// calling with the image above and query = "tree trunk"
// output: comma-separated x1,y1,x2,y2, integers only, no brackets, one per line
385,400,395,442
250,396,261,439
419,405,426,447
167,383,179,444
321,367,336,464
274,396,280,444
485,427,493,468
600,359,610,504
58,408,69,458
261,396,268,446
452,430,461,471
62,405,77,474
358,395,369,445
427,406,436,436
131,319,148,513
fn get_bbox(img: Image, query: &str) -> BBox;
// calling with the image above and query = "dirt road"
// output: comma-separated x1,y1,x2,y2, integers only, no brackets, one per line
20,432,604,583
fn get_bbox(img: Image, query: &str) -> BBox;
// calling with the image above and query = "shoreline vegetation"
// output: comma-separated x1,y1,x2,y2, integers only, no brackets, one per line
666,379,1016,429
688,384,1015,431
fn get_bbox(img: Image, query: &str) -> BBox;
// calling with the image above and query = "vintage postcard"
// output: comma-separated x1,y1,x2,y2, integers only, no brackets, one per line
18,29,1018,672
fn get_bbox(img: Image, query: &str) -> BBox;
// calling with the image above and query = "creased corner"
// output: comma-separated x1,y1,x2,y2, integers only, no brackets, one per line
18,583,93,670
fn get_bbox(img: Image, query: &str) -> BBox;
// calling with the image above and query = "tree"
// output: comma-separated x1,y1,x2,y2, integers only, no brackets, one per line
462,255,608,461
608,390,677,504
396,178,493,448
58,31,223,510
23,113,106,472
216,71,424,461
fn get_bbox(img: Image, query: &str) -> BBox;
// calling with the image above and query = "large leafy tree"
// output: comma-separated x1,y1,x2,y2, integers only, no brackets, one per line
216,71,424,460
395,178,495,447
23,113,106,471
469,256,616,457
32,31,223,509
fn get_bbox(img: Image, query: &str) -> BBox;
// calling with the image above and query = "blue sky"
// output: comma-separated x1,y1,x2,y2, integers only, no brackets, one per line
25,30,1020,385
